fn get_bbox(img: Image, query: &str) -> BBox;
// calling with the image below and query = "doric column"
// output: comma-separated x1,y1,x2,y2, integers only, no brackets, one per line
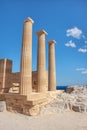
36,30,48,92
48,40,56,91
20,17,34,96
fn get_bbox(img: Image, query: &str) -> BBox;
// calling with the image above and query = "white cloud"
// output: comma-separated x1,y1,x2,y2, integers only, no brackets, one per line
78,48,87,53
84,40,87,44
66,27,82,39
76,68,87,74
65,40,76,48
76,68,85,71
81,70,87,74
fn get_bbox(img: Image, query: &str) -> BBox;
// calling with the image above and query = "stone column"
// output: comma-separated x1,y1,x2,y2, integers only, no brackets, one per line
48,40,56,91
36,30,48,92
20,17,34,96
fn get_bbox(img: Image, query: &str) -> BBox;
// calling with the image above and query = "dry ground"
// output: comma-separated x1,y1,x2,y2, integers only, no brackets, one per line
0,111,87,130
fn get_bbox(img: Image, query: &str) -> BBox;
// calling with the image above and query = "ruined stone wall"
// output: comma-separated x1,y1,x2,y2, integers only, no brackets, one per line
5,59,12,88
11,71,48,92
0,59,12,93
0,74,3,89
11,72,20,86
0,59,48,93
11,72,38,91
0,59,5,89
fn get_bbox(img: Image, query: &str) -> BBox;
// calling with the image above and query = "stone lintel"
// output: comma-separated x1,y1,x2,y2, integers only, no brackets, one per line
48,40,56,44
36,30,48,36
24,17,34,24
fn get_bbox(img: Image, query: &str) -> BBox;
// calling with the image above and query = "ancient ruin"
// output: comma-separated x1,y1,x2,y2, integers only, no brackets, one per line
0,17,57,115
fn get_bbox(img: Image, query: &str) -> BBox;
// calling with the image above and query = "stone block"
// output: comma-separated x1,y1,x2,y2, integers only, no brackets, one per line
0,94,5,101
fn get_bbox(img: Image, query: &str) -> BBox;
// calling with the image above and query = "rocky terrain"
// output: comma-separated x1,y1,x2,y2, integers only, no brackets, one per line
0,86,87,130
40,86,87,115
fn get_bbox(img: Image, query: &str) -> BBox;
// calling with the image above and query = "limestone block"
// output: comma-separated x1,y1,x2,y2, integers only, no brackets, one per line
23,105,40,116
29,105,40,116
6,106,13,112
13,105,23,113
0,94,5,101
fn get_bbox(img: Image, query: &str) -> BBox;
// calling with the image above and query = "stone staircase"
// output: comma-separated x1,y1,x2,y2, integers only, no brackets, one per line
0,90,64,116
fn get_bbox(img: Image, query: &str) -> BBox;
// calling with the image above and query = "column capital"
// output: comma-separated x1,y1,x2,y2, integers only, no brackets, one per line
36,30,48,36
24,17,34,24
48,40,56,44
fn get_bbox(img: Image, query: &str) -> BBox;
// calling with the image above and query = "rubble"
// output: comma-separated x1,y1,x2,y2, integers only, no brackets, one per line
40,86,87,115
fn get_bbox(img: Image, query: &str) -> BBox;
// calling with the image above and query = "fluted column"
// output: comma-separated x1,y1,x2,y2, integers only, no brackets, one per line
20,17,34,96
48,40,56,91
36,30,48,92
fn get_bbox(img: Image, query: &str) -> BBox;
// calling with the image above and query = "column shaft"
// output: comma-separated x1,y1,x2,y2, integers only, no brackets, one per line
20,18,34,96
48,40,56,91
36,30,47,92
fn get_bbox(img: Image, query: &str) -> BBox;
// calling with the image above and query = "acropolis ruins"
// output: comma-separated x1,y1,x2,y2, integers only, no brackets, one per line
0,17,56,115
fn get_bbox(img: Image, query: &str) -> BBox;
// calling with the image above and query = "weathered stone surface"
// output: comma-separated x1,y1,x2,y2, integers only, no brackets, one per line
48,40,56,91
0,59,12,90
66,87,74,93
9,86,19,93
5,93,48,116
29,105,40,116
0,61,48,93
0,94,5,101
0,17,57,116
32,71,48,92
36,30,48,92
20,17,34,96
40,86,87,114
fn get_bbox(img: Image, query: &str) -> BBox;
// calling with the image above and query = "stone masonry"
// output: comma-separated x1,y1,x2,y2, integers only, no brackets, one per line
48,40,56,91
0,61,48,93
0,59,12,93
20,18,34,97
36,30,48,92
0,17,56,116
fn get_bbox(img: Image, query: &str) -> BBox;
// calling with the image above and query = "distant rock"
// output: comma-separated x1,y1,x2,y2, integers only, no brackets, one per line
66,87,74,93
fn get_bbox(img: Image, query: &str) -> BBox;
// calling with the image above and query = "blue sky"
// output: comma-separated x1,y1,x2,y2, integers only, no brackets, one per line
0,0,87,86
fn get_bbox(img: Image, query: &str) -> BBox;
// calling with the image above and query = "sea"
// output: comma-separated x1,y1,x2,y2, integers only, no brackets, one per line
56,86,68,92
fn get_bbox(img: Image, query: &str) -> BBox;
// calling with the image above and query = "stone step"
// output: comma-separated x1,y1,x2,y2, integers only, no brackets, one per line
26,90,64,106
28,92,48,100
26,97,47,106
